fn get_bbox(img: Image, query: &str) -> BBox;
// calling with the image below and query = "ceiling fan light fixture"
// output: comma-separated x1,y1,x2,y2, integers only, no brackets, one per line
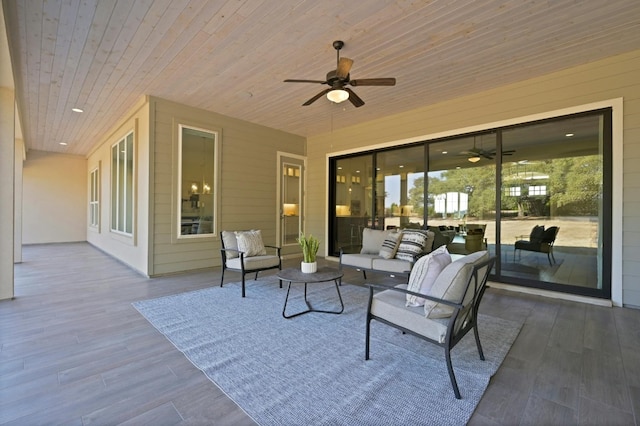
326,89,349,103
468,156,481,163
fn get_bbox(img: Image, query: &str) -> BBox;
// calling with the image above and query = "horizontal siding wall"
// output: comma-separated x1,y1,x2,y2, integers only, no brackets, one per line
307,49,640,307
150,97,305,276
85,97,150,275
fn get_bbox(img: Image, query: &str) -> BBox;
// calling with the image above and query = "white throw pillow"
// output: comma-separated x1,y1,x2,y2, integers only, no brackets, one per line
378,231,402,259
395,230,429,262
405,245,452,307
235,230,267,257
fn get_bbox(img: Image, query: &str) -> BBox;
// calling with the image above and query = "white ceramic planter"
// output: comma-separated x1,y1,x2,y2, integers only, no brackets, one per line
301,261,317,273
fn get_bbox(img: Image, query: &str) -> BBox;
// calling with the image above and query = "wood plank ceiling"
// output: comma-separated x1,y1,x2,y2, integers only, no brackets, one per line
4,0,640,156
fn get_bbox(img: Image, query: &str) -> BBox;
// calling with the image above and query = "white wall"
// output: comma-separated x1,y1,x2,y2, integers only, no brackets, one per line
22,150,86,244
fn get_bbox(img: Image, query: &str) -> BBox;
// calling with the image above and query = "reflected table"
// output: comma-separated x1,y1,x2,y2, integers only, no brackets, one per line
277,267,344,319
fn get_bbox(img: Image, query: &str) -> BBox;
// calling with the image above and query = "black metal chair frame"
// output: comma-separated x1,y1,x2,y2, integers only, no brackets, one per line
219,232,282,298
365,257,495,399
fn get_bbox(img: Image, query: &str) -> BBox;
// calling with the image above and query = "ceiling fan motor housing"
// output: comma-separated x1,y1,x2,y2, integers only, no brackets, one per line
326,70,349,85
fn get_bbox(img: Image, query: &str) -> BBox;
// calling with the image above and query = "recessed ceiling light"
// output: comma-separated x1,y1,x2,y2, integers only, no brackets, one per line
72,108,83,113
442,151,448,154
565,133,574,137
59,142,68,146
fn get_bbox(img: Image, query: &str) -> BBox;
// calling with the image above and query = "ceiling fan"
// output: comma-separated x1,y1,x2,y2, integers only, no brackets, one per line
461,137,515,162
283,40,396,108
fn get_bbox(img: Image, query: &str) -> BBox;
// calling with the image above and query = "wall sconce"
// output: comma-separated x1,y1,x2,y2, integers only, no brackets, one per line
191,183,199,193
202,183,211,194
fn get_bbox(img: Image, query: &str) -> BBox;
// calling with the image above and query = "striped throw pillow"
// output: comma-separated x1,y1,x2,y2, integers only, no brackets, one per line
378,232,402,259
395,230,429,262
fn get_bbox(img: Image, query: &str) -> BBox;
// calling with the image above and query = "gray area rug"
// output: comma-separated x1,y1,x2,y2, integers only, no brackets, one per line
133,276,521,425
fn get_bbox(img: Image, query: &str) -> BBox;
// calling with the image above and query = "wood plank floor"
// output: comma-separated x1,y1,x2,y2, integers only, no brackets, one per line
1,243,638,425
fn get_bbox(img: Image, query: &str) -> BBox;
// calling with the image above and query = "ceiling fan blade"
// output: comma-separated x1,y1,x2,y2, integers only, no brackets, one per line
336,57,353,79
350,78,396,86
302,88,331,106
344,88,364,107
284,79,326,84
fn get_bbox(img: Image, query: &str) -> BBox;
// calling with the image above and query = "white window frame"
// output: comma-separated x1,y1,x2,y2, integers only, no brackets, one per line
90,166,100,228
508,186,521,197
111,131,134,236
176,124,220,240
529,185,547,196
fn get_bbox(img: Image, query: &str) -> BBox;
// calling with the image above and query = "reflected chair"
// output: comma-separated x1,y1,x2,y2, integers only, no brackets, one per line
220,230,282,297
514,226,560,265
365,252,495,399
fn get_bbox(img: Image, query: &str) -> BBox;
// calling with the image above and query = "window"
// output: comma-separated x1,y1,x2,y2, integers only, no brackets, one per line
111,132,134,235
529,185,547,196
506,187,521,197
90,167,100,228
178,125,218,238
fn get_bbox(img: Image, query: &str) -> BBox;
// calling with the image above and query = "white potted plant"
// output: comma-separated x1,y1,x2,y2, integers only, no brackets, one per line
297,233,319,273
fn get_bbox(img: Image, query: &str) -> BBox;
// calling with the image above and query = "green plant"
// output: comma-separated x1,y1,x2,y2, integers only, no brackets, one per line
297,233,319,263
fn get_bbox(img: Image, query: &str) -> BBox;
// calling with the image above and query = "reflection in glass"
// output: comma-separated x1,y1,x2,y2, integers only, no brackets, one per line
428,134,496,255
282,163,301,245
327,110,610,299
499,114,604,290
179,126,216,237
333,154,373,252
377,146,425,230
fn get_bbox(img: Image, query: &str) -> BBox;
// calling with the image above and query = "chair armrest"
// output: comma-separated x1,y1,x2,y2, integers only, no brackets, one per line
264,245,282,256
514,235,529,241
366,283,462,309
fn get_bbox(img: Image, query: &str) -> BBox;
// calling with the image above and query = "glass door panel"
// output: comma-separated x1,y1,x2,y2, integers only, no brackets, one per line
427,134,496,255
332,154,373,254
498,113,605,293
376,146,425,230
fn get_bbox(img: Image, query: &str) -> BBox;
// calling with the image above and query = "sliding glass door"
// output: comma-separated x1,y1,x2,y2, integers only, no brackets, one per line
328,109,611,299
498,112,610,296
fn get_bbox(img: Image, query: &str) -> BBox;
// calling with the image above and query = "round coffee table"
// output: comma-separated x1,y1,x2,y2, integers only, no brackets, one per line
277,267,344,318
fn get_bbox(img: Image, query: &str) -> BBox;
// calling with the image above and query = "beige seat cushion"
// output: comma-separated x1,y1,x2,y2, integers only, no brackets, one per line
226,255,280,270
371,284,449,344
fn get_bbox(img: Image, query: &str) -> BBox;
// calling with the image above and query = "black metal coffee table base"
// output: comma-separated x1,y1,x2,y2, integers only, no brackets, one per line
278,267,344,319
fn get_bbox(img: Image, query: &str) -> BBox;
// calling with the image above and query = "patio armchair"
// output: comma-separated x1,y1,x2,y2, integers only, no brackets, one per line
514,225,560,265
365,251,495,399
220,230,282,297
